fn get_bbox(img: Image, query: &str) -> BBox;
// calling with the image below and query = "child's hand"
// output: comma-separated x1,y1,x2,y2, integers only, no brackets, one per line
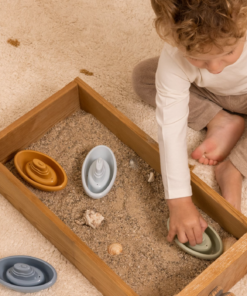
166,197,208,246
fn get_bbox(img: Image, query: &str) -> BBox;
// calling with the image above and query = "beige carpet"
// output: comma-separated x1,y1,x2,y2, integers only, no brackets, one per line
0,0,246,295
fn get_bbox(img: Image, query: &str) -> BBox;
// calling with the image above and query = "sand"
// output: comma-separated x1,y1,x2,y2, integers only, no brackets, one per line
5,110,232,296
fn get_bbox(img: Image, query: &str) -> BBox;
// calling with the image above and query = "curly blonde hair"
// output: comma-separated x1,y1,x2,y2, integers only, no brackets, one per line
151,0,247,54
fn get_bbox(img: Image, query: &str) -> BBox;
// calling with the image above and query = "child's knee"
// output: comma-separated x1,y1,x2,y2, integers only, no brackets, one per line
131,57,159,106
132,60,148,94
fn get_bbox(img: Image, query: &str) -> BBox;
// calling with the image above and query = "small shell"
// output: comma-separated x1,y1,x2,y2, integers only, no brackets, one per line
222,293,235,296
223,237,237,253
208,286,223,296
148,172,155,182
84,210,104,229
108,243,123,255
129,158,138,169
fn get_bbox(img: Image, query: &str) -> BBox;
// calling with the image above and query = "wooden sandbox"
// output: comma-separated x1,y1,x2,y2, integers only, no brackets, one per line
0,77,247,296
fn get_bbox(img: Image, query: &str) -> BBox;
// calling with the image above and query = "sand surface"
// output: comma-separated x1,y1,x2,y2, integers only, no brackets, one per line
5,110,232,296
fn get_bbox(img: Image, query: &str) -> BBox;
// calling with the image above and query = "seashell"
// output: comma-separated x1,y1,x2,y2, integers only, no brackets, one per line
108,243,123,255
222,293,235,296
222,237,237,253
84,210,104,229
129,158,138,169
208,286,223,296
148,172,154,182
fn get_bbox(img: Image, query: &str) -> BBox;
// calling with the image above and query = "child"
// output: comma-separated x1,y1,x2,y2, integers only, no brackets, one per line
132,0,247,247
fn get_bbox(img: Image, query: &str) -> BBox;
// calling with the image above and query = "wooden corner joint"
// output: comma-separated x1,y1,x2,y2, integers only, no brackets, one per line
208,286,235,296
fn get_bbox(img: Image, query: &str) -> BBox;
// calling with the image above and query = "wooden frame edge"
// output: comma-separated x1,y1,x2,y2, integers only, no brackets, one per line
0,81,80,164
178,233,247,295
0,163,138,296
0,78,247,295
191,174,247,239
74,77,247,239
74,77,160,172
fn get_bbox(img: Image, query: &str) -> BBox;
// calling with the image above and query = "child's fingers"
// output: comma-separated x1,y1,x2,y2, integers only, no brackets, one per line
193,224,203,245
166,228,177,242
184,229,197,246
177,230,189,244
199,216,208,232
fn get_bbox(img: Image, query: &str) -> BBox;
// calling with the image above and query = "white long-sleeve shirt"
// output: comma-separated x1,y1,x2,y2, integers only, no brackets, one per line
156,42,247,199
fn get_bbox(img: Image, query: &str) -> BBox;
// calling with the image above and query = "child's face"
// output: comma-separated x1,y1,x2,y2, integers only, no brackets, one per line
182,38,245,74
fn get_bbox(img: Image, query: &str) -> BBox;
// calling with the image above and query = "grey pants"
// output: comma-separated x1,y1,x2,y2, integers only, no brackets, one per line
132,57,247,177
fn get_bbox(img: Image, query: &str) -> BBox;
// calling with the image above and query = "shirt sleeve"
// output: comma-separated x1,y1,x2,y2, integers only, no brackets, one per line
155,47,192,199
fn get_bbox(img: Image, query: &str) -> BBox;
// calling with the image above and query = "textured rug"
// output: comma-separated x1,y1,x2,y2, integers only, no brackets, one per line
0,0,246,295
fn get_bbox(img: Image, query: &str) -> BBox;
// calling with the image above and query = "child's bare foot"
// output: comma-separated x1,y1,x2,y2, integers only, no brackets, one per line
215,159,242,211
191,110,245,165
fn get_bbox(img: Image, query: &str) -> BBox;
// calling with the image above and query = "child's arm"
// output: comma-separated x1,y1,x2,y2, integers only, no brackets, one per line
156,45,207,244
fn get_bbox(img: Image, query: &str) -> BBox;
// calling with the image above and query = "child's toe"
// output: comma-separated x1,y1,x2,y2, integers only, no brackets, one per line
199,157,206,164
209,159,214,165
